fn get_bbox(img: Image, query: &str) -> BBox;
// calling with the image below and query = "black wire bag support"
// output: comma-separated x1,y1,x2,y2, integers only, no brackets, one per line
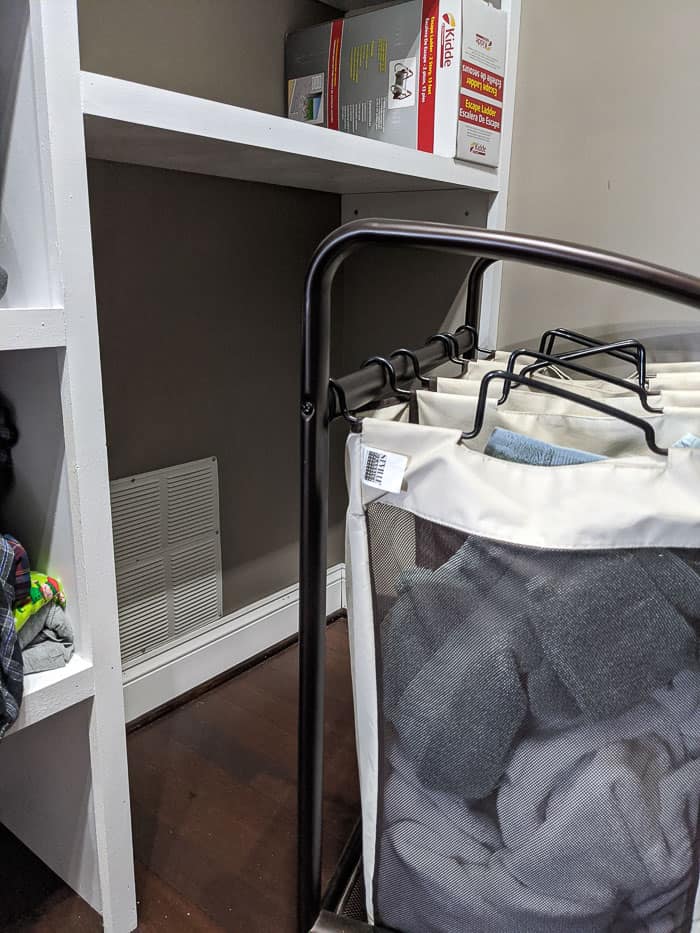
298,218,700,933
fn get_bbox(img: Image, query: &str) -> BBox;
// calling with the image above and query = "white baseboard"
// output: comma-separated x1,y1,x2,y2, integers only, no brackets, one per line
123,564,346,723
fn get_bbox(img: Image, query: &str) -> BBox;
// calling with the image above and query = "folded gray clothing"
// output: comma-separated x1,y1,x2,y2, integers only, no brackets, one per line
376,671,700,933
380,534,699,800
19,604,74,674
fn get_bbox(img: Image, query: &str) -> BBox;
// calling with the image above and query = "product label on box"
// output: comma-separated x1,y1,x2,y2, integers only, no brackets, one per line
327,19,344,130
457,0,507,167
433,0,461,156
417,0,462,154
388,56,417,109
460,60,504,103
459,94,502,131
417,1,438,151
287,73,325,124
285,0,461,155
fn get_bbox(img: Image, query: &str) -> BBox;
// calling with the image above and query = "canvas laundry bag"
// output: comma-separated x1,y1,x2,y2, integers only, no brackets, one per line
648,360,700,374
432,373,700,412
409,390,700,456
346,415,700,932
430,376,652,411
468,349,700,374
460,359,700,393
479,350,700,377
459,359,639,395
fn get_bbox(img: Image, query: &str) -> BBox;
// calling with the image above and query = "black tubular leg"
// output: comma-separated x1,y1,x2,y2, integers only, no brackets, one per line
465,256,497,329
299,258,336,933
298,218,700,933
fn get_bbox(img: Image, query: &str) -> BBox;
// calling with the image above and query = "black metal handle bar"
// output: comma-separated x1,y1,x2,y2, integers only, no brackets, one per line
299,218,700,933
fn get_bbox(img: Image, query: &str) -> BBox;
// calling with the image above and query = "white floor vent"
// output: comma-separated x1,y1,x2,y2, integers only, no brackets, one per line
110,457,222,666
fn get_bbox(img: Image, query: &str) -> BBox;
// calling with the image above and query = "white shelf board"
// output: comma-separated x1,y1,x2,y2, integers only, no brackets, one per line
81,72,500,196
0,308,66,351
9,655,95,734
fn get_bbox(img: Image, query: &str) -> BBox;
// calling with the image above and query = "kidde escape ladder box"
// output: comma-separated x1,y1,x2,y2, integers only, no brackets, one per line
456,0,508,167
285,0,462,157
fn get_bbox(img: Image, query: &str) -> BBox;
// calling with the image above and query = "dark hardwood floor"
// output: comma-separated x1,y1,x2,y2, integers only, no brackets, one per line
0,618,360,932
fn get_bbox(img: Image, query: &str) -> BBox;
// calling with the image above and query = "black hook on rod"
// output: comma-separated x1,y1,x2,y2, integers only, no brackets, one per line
328,380,362,432
390,348,431,386
361,355,412,398
426,333,468,372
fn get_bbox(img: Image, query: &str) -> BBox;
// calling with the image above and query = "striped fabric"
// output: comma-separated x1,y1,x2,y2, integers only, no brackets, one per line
0,536,22,736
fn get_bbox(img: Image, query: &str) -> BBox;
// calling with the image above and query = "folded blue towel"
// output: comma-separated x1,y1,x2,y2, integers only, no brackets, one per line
673,432,700,449
485,429,700,466
484,429,605,466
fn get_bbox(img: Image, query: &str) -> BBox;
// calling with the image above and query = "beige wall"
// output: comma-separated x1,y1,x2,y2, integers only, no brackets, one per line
498,1,700,355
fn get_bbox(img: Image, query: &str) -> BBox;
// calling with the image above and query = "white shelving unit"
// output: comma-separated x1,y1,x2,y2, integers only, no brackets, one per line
0,0,521,930
0,308,66,351
13,655,94,732
81,72,500,195
0,1,136,930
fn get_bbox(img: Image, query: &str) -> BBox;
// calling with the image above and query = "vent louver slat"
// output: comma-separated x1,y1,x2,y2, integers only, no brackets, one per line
167,467,218,543
111,458,222,666
171,539,221,636
110,479,162,563
116,558,170,662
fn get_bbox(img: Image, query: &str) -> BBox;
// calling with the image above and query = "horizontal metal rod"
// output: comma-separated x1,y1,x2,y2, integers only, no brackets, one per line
331,328,475,414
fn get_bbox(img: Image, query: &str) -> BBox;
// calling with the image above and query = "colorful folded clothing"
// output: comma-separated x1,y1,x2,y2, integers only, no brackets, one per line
14,573,66,632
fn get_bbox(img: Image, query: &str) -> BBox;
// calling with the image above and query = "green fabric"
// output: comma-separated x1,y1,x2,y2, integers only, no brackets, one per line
14,573,66,632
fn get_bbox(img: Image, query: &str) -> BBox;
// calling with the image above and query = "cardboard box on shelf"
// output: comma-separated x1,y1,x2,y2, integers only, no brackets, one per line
456,0,507,167
286,0,462,157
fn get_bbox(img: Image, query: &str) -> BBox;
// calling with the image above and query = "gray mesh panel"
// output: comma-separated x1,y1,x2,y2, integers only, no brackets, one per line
366,501,700,933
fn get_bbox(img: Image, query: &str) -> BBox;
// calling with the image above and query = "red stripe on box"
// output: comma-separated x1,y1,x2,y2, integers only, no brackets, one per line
458,94,502,133
461,59,505,103
327,19,344,131
417,0,438,152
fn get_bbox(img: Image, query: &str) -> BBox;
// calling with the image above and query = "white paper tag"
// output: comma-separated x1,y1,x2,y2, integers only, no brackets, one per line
361,446,408,493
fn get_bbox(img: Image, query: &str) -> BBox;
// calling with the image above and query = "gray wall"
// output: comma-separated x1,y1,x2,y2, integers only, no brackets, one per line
499,1,700,356
88,159,340,613
78,0,337,117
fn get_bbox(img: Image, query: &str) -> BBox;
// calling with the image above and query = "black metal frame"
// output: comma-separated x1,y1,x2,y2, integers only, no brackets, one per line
298,218,700,933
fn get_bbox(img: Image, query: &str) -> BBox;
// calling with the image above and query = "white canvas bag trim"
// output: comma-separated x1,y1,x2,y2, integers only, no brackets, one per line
434,375,700,411
414,391,700,455
462,359,636,395
357,418,700,550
